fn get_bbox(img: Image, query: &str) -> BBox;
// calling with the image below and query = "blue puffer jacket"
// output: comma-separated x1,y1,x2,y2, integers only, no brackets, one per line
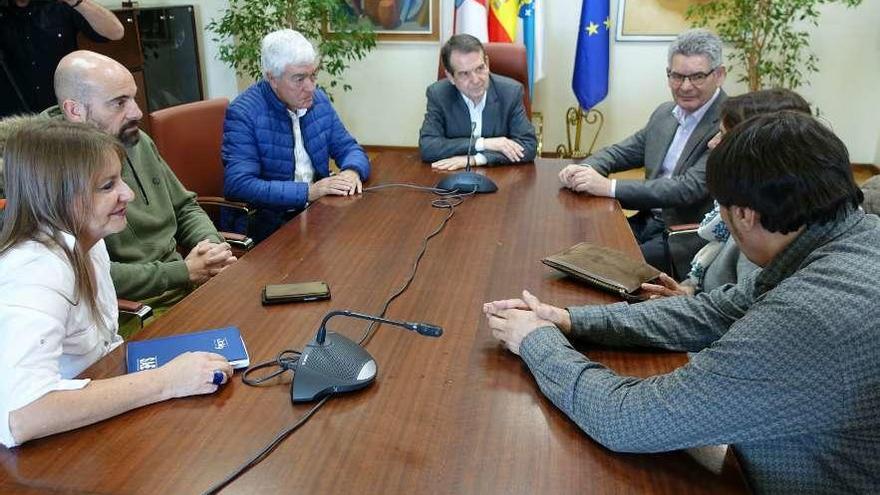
222,80,369,237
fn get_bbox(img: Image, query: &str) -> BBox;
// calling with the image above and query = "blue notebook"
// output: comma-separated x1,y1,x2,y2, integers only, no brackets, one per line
125,326,250,373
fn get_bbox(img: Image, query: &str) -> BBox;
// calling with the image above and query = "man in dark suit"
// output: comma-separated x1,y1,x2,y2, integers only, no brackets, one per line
559,29,726,276
419,34,537,170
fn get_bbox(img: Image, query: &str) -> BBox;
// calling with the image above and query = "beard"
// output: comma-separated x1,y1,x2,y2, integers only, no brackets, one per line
118,120,141,147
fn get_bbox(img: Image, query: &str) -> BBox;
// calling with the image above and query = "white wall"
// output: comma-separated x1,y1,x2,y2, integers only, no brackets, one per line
116,0,880,164
337,0,880,164
801,2,880,165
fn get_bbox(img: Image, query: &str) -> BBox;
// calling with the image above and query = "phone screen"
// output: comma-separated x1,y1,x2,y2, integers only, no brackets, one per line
264,281,330,299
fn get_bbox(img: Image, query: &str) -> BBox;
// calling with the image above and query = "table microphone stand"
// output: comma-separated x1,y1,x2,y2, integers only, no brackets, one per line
435,122,498,193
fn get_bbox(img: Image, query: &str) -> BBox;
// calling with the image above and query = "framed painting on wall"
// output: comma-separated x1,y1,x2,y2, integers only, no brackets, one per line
341,1,440,42
616,0,706,41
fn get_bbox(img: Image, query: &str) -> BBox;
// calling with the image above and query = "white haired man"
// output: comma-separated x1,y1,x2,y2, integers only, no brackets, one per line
222,29,370,242
559,29,727,276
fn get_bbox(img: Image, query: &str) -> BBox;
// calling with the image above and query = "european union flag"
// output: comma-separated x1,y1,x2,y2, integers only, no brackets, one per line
572,0,610,110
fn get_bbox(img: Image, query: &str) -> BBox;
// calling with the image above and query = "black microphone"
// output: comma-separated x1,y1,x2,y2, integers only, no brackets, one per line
292,309,443,402
315,309,443,344
465,120,477,173
434,120,498,194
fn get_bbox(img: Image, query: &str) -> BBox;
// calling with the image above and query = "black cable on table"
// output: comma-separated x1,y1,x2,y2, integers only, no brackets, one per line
204,182,473,494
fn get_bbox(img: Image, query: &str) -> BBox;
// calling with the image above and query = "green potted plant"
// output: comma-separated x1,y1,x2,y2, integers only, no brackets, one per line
687,0,862,90
208,0,376,94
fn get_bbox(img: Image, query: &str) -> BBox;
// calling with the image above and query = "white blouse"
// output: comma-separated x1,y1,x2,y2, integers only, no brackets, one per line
0,232,121,448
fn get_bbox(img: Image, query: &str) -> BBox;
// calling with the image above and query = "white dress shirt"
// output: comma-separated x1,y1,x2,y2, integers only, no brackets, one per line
459,90,489,166
0,232,121,448
288,107,314,184
658,88,721,179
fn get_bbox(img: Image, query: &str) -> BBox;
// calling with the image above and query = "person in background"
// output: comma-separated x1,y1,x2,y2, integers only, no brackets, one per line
559,29,726,276
641,88,812,298
0,0,124,117
418,33,537,170
485,111,879,493
222,29,370,243
0,118,232,448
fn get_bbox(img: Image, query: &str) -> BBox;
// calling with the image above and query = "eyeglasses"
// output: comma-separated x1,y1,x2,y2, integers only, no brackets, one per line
287,70,319,86
453,63,489,81
666,67,717,86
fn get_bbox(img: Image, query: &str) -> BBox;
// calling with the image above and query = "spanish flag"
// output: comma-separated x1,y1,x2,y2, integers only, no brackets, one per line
488,0,519,43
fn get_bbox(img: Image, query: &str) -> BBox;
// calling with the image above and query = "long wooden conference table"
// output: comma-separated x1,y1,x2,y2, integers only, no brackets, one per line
0,151,747,494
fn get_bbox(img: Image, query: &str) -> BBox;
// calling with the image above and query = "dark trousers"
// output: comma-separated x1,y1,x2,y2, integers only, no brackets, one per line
627,211,673,275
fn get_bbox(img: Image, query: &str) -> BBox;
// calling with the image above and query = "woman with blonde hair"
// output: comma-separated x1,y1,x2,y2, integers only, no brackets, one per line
0,118,232,448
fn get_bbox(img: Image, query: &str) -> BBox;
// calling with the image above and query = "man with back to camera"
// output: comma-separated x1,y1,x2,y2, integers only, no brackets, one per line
559,29,726,276
419,33,537,170
42,51,236,334
0,0,124,117
222,29,370,243
485,111,880,493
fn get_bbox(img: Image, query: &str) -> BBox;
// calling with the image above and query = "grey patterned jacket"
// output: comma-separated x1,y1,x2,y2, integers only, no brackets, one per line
520,210,880,494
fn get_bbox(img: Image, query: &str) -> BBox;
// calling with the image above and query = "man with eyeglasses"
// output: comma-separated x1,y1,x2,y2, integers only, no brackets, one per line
419,34,537,170
487,111,880,495
559,29,726,276
222,29,370,242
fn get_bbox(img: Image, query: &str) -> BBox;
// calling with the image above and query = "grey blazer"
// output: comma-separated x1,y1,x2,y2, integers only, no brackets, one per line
418,73,537,165
862,175,880,216
588,91,726,226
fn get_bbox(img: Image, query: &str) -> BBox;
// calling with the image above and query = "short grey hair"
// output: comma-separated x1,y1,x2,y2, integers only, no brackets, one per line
668,28,723,69
261,29,318,78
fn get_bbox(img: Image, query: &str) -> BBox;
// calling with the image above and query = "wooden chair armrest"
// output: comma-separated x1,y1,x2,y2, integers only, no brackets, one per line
196,196,253,215
666,223,701,236
220,231,254,252
117,299,154,321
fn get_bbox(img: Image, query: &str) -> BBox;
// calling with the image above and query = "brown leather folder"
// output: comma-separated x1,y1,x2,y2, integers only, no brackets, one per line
542,242,661,301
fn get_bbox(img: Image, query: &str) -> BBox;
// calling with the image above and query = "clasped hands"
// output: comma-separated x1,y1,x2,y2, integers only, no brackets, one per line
558,164,612,197
309,169,363,201
432,137,526,171
185,239,237,285
483,290,571,356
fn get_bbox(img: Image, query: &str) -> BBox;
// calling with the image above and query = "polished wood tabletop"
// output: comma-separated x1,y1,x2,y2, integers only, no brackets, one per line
0,151,747,494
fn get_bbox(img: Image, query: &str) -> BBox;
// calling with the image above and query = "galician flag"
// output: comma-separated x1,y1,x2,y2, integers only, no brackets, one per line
572,0,610,110
454,0,489,42
516,0,544,98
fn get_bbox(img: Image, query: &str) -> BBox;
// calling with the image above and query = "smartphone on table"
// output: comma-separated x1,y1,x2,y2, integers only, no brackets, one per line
261,281,331,305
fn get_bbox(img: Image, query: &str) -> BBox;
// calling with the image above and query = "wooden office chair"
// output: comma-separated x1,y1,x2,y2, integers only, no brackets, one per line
149,98,253,252
437,42,531,118
664,223,703,280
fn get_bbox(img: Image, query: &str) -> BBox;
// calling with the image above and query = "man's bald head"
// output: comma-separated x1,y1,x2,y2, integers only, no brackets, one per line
54,50,143,147
55,50,128,104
